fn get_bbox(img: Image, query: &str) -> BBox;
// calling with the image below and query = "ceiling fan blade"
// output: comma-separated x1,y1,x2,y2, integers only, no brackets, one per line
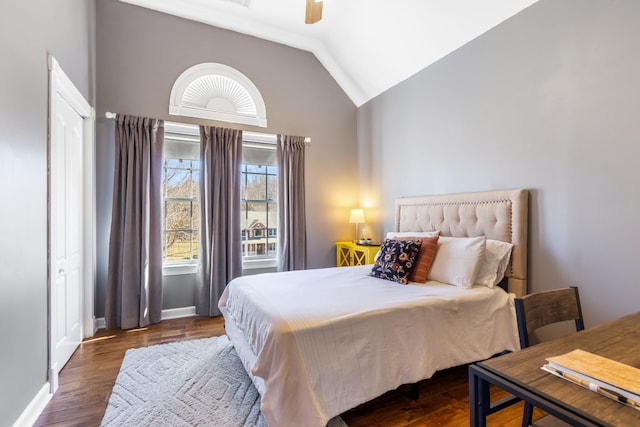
305,0,323,24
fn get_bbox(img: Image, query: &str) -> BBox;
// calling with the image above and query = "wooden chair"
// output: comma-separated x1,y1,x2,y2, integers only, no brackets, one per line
514,286,585,427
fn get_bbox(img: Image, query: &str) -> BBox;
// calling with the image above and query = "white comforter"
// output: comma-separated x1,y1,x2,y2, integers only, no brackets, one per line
218,265,520,427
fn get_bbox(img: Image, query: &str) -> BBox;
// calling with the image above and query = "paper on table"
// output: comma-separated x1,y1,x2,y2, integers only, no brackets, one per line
543,349,640,408
542,363,640,410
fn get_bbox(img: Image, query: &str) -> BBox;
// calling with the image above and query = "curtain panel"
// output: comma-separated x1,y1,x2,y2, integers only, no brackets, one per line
105,114,164,330
277,135,307,271
198,126,243,316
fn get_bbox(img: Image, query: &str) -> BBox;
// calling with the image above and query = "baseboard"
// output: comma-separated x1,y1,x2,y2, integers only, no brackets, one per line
161,306,196,320
95,316,106,330
12,383,52,427
94,306,196,330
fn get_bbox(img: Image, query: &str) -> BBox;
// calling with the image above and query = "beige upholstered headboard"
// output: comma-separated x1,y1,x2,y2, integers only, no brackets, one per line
394,189,528,297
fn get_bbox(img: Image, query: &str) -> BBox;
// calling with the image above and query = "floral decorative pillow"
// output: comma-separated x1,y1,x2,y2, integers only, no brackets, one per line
370,238,422,284
393,235,440,282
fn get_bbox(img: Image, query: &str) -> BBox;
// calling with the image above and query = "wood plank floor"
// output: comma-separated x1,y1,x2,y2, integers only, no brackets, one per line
35,316,537,426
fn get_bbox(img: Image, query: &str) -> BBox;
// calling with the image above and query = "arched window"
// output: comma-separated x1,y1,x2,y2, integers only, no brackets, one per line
169,63,267,127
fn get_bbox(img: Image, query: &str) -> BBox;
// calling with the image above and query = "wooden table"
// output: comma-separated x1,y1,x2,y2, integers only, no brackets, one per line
469,312,640,426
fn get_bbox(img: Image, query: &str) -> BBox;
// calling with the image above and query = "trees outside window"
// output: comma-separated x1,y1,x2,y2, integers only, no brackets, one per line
162,158,199,262
161,123,278,266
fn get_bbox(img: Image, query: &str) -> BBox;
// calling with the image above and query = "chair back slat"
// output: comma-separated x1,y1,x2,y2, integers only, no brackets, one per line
514,286,584,349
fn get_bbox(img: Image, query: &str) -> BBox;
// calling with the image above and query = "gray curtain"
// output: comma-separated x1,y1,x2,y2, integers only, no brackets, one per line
277,135,307,271
197,126,243,316
106,115,164,330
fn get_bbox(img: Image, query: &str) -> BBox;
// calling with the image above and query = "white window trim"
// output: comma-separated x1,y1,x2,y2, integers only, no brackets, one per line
169,63,267,128
163,262,198,276
163,257,277,274
162,134,200,268
243,258,278,270
161,122,279,273
240,150,278,269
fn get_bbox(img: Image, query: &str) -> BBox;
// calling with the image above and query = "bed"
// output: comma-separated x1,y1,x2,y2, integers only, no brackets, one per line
219,188,528,427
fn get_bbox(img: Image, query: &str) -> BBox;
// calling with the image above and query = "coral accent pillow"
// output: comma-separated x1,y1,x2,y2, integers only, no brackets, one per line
370,239,422,284
394,236,440,282
376,231,440,263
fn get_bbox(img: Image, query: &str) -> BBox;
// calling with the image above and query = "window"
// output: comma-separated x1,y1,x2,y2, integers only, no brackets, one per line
161,123,278,272
241,134,278,267
162,158,199,262
162,123,200,268
169,63,267,128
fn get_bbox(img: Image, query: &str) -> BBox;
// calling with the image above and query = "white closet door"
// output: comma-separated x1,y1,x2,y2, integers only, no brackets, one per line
50,89,84,388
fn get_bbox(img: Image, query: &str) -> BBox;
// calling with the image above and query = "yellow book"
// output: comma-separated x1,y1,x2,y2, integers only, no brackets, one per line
543,349,640,409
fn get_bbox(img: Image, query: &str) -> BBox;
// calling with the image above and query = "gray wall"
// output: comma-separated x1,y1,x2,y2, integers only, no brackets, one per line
358,0,640,327
3,0,637,422
0,1,95,425
94,0,358,315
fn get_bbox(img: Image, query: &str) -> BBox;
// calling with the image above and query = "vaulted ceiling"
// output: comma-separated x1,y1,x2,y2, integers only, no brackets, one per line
119,0,539,106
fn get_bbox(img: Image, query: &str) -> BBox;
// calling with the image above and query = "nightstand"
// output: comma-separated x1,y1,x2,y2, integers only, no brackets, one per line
336,241,381,266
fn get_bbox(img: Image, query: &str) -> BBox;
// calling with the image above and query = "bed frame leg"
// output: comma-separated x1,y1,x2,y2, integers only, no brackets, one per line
410,383,419,400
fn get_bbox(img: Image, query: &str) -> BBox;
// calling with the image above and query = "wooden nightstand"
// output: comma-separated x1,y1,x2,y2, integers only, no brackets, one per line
336,241,381,266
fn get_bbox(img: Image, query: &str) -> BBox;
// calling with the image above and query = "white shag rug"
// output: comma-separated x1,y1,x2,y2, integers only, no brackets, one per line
102,335,348,427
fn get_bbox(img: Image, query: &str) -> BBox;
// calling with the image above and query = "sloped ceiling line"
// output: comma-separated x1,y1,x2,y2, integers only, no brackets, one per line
119,0,539,107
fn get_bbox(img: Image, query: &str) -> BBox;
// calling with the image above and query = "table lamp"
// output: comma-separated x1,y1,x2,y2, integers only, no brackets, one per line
349,209,365,242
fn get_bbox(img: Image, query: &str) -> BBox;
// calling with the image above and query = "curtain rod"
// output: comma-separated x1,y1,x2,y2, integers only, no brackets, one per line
104,112,311,143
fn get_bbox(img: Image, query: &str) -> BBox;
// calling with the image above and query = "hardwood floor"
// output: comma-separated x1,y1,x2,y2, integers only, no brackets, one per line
35,316,225,426
35,316,535,426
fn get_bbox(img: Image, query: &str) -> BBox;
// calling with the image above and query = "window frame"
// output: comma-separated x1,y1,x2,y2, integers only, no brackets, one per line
241,133,278,270
160,123,279,275
169,63,267,128
162,122,201,276
162,159,199,259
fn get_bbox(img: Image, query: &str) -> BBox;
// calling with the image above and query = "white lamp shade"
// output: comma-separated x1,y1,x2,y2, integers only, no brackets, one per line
349,209,365,224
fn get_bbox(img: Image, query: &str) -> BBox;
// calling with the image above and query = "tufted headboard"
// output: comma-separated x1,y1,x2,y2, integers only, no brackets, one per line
394,189,528,297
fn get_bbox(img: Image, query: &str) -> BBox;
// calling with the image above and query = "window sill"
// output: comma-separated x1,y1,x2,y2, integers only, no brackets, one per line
163,263,198,276
162,259,277,274
242,258,277,270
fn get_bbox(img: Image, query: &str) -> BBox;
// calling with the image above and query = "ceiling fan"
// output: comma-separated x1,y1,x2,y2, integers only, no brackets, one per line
305,0,323,24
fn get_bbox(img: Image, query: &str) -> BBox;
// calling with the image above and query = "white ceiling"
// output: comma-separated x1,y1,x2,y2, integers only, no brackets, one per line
119,0,538,107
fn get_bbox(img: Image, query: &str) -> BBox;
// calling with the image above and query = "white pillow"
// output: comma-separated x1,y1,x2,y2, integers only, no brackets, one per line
475,239,513,288
427,236,486,289
386,231,440,239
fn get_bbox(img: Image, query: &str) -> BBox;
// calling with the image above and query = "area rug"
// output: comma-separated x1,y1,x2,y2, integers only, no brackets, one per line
101,335,348,426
